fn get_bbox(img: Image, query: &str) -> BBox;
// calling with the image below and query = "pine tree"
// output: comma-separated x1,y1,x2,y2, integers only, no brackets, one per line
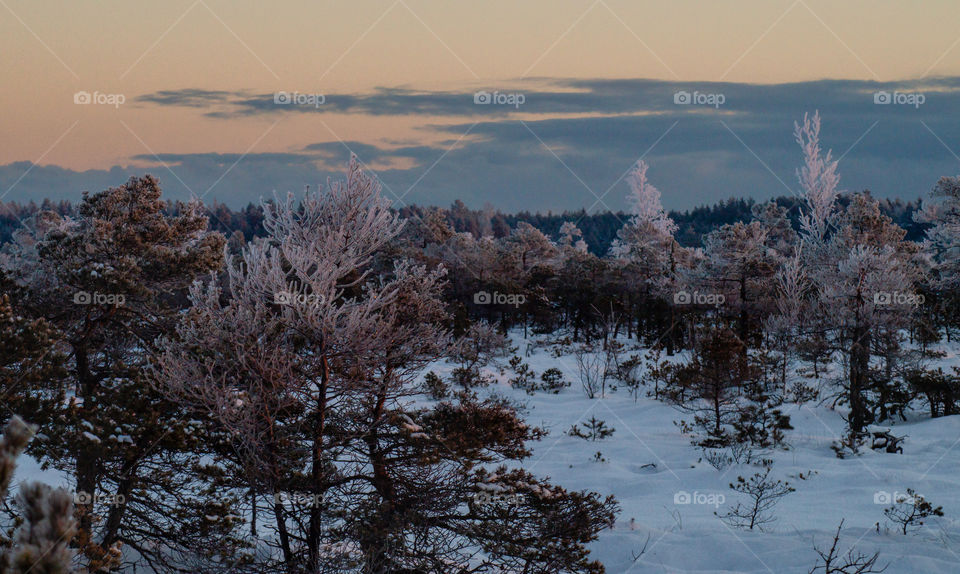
795,111,841,247
792,113,925,442
916,176,960,290
697,202,796,351
816,194,924,439
669,327,757,447
609,160,682,287
1,176,234,571
156,158,617,573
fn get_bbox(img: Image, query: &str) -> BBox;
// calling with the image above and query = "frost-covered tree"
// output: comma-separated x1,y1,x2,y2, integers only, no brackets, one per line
795,112,841,248
765,250,810,388
156,157,407,570
622,160,677,237
558,221,588,253
506,222,557,273
696,201,797,350
609,160,681,286
811,194,924,440
157,158,617,573
608,161,690,351
916,176,960,289
790,113,926,441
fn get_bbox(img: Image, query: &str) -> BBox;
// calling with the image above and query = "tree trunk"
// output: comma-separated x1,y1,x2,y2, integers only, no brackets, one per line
74,346,101,546
273,501,293,567
307,353,330,571
100,457,138,549
362,378,396,571
848,323,872,439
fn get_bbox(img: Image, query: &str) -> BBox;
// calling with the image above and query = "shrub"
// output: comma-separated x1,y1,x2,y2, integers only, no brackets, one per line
507,356,537,395
883,489,943,535
539,368,570,393
423,371,449,400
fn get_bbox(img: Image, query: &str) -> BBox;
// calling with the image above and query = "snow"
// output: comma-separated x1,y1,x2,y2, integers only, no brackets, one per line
9,329,959,573
431,331,960,573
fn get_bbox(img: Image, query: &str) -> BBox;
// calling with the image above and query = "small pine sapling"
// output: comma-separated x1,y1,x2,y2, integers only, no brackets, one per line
539,368,570,394
507,356,537,395
569,417,615,441
733,380,793,448
719,467,795,531
883,489,943,535
618,354,643,401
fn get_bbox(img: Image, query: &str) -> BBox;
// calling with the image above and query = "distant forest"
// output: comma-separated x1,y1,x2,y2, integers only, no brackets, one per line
0,193,928,255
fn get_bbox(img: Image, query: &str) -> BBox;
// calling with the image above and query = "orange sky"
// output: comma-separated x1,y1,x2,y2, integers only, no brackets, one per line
2,0,960,171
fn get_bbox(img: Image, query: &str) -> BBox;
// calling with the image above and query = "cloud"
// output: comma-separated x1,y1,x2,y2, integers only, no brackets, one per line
136,89,240,108
5,78,960,212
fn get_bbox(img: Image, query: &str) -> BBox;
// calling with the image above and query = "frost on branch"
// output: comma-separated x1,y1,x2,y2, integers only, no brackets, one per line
623,160,677,237
916,176,960,289
0,416,77,574
609,160,683,293
795,111,841,245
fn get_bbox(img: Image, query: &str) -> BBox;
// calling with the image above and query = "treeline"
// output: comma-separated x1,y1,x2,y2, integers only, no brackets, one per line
0,193,927,255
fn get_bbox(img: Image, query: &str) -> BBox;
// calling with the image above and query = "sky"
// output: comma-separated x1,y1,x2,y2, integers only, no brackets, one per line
2,0,960,213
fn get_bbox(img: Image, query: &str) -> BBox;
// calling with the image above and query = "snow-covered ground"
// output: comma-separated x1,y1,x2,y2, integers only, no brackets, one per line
10,333,960,573
444,333,960,574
